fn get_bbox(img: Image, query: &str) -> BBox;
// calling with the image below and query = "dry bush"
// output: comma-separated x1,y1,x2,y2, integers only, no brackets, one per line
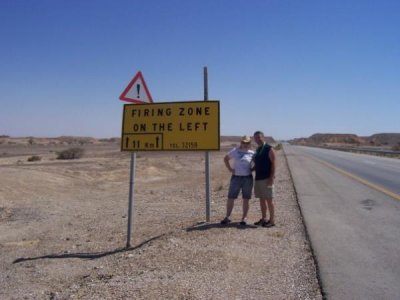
214,183,224,192
56,148,84,160
392,144,400,151
27,155,41,162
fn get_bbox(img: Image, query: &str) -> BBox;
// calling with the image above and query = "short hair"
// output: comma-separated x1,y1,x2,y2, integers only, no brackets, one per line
253,131,264,137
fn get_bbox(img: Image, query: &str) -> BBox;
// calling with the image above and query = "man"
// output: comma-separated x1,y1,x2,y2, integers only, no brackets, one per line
221,135,254,226
253,131,276,227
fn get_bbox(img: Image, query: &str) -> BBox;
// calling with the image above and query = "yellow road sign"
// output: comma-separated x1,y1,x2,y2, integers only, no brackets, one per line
121,101,220,151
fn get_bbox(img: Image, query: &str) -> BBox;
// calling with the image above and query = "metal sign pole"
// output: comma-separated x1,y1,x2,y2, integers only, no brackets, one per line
126,151,136,248
204,67,211,222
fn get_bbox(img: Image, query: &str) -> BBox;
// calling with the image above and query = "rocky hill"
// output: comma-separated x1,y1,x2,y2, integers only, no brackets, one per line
363,133,400,146
309,133,365,145
289,133,400,147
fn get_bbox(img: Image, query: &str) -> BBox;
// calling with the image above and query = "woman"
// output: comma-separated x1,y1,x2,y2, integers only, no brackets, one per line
221,135,255,226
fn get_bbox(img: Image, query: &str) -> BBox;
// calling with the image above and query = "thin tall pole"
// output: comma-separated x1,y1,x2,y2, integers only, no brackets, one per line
126,152,136,248
204,67,211,222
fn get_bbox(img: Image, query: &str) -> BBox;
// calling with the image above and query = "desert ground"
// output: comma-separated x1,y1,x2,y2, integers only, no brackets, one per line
0,139,322,299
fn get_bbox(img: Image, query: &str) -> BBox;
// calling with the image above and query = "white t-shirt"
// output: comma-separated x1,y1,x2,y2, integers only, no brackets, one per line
228,147,255,176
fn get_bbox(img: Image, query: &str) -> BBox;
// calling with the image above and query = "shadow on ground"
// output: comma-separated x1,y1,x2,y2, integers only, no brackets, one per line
186,221,258,232
12,234,166,264
13,222,261,264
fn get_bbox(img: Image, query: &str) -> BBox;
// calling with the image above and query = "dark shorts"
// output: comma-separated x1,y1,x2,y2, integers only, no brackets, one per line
228,175,253,199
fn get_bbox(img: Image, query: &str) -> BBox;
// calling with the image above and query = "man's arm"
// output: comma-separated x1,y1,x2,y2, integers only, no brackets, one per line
267,148,276,185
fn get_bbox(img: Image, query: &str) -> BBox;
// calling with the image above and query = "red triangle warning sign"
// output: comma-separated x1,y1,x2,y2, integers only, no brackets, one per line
119,71,153,103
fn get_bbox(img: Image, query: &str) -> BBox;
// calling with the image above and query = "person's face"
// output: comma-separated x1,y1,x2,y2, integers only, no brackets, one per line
253,134,264,146
240,141,251,149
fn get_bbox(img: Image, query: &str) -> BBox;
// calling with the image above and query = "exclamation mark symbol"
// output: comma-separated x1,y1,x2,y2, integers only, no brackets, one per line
136,84,140,98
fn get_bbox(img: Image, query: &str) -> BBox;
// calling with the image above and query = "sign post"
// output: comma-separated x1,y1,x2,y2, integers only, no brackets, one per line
119,71,153,248
204,67,211,222
120,70,220,248
126,152,136,248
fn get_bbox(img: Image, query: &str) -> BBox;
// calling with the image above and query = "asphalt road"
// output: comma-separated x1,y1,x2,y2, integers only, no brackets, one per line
292,145,400,196
284,145,400,300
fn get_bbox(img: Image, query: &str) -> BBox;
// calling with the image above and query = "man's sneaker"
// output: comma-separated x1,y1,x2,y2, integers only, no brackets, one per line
262,221,275,228
239,220,247,226
220,217,231,225
254,219,267,226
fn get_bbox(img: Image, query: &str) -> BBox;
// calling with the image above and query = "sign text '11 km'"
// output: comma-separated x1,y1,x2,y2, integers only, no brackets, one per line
121,101,220,151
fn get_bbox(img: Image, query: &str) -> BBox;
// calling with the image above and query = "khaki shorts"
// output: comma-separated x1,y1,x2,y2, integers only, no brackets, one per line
254,180,274,199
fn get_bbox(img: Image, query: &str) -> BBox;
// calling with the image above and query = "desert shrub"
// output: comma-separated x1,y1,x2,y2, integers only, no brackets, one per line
274,143,282,151
27,155,42,162
392,144,400,151
214,183,224,192
57,147,85,160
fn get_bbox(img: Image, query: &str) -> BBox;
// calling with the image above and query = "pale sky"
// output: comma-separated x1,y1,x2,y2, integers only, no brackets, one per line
1,0,399,140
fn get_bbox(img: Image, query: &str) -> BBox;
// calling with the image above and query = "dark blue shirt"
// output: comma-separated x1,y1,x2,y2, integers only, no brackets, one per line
254,143,272,180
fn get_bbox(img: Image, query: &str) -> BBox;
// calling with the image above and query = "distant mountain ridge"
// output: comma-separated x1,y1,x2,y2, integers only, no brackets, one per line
0,136,119,146
0,135,277,146
220,135,276,144
290,133,400,147
363,133,400,146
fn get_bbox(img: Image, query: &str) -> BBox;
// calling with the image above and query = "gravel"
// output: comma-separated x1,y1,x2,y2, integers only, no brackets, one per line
0,145,322,299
